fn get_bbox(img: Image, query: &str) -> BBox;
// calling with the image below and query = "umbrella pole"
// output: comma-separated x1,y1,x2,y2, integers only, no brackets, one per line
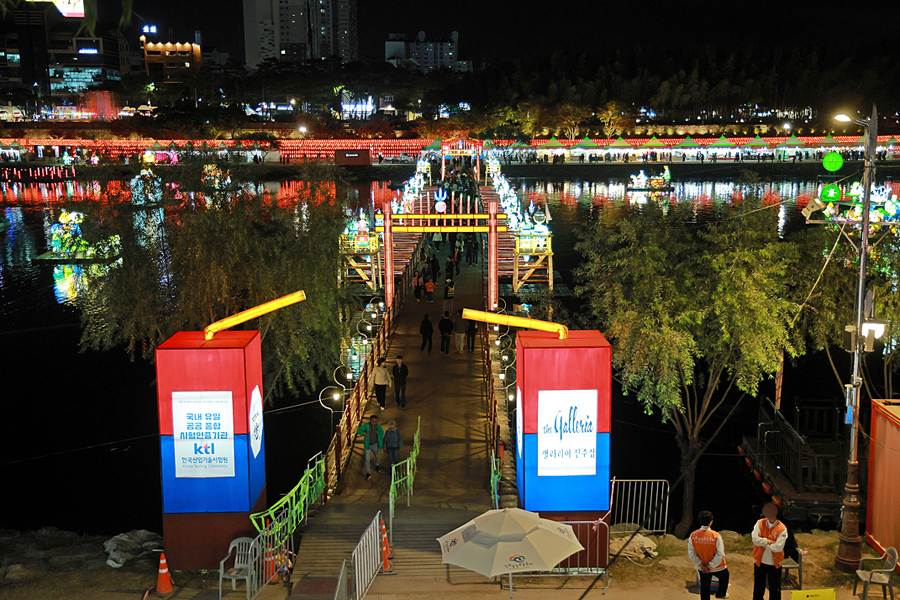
509,572,513,600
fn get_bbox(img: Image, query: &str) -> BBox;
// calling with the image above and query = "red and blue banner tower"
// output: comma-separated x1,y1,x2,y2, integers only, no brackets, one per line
515,330,612,515
155,331,266,570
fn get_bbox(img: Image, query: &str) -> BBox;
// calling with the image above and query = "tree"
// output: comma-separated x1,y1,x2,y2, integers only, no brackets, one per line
552,102,592,140
792,223,900,400
576,197,800,538
596,101,631,138
76,164,353,400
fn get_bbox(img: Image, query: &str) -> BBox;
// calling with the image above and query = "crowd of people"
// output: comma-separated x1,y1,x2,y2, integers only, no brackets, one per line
356,213,485,482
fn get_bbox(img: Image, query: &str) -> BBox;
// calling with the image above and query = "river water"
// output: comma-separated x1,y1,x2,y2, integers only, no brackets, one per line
0,175,855,535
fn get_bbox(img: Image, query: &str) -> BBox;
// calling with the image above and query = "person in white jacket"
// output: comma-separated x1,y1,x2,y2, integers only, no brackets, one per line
373,357,393,410
751,502,789,600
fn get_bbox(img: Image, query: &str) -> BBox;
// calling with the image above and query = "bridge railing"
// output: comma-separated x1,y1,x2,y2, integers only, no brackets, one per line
333,558,349,600
388,416,421,543
351,511,385,600
480,235,499,459
490,450,500,510
249,452,325,538
324,295,393,496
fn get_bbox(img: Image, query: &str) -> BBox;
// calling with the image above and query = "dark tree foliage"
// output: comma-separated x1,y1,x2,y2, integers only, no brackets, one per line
76,164,354,400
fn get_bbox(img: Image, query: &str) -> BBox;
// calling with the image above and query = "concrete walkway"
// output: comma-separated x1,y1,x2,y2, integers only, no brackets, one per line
287,242,493,597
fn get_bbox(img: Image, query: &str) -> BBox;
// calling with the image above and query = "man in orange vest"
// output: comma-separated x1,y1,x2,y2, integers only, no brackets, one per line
752,502,789,600
688,510,729,600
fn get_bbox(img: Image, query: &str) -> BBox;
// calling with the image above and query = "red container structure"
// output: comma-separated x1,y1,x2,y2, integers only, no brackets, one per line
866,398,900,571
334,149,371,165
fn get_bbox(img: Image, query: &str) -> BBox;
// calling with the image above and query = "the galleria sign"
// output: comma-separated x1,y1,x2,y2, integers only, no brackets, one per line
537,389,598,477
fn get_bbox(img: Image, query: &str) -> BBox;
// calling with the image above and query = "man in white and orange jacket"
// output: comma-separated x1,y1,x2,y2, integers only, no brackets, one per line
688,510,730,600
751,502,789,600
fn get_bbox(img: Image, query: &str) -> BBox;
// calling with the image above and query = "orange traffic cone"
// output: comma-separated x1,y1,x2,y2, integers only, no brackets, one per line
154,552,174,595
380,518,393,574
264,542,275,580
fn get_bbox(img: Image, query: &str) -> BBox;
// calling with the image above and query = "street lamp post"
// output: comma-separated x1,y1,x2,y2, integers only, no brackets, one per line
833,104,878,573
318,387,345,437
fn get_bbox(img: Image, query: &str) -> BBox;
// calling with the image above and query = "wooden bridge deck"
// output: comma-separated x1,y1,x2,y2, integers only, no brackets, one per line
289,248,493,596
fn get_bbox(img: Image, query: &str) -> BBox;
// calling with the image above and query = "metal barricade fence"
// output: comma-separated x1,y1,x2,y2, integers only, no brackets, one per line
352,511,384,600
608,478,670,535
333,559,349,600
509,520,610,592
247,518,294,600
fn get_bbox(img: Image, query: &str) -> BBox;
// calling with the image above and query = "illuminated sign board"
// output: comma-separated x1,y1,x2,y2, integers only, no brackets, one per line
537,389,597,476
172,391,235,477
515,331,612,513
78,48,98,54
29,0,85,18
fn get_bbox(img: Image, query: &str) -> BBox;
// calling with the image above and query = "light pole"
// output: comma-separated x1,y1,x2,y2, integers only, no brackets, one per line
832,104,878,573
318,387,345,436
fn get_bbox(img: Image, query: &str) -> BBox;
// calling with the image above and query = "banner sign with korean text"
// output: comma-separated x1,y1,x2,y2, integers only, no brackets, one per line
172,391,235,478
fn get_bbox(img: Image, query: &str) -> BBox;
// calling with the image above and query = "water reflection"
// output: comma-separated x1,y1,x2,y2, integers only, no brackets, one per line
0,175,869,313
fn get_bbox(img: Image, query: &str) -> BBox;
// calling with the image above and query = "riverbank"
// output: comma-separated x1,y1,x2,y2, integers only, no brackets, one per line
1,525,893,599
58,160,900,185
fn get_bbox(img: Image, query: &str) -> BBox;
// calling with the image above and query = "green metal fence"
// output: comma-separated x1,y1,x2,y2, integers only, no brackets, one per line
388,417,421,543
490,451,500,509
249,452,326,544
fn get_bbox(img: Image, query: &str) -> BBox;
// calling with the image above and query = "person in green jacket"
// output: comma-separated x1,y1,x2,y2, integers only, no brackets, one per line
357,415,384,480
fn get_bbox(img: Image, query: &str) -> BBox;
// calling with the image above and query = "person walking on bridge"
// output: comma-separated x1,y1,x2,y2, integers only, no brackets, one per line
373,357,393,411
356,415,383,480
688,510,730,600
383,419,403,469
439,311,454,355
430,255,440,283
465,314,478,353
413,270,424,303
454,309,466,354
751,502,788,600
392,355,409,407
419,314,433,353
443,279,455,315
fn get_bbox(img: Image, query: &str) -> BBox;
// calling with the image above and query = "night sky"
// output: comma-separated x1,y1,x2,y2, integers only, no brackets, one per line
105,0,894,65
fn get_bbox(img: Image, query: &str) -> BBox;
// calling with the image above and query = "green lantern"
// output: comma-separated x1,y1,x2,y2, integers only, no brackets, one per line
823,151,844,172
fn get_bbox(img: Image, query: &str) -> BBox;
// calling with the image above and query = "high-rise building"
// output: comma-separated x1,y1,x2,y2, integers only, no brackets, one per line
0,1,126,96
332,0,357,63
243,0,355,70
385,31,472,73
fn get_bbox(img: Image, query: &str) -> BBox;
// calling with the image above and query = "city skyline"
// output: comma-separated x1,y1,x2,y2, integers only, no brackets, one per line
115,0,900,66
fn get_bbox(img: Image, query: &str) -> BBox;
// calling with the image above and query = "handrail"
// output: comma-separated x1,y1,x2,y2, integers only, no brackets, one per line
490,451,499,509
249,453,326,539
204,290,307,340
388,416,421,543
764,397,805,444
462,308,569,340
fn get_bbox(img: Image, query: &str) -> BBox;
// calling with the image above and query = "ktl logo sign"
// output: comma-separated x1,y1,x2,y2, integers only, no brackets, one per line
194,443,216,455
